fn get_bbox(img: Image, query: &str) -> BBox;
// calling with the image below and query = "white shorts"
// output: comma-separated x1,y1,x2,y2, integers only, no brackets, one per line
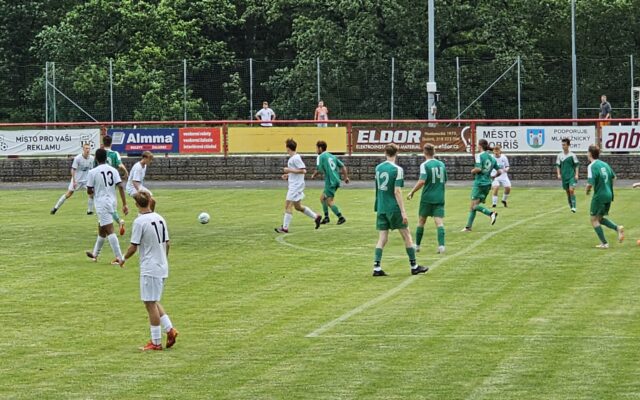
140,275,165,302
68,179,88,192
286,187,305,202
492,176,511,188
127,186,153,197
95,203,115,227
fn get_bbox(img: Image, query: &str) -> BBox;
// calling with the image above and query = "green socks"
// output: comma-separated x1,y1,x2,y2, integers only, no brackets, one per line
405,247,417,267
466,211,476,228
321,200,329,216
594,226,607,244
374,248,383,265
330,204,342,218
601,218,617,231
415,226,425,246
437,226,445,246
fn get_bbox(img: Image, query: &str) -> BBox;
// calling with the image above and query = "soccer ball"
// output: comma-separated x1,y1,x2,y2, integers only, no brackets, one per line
198,212,210,224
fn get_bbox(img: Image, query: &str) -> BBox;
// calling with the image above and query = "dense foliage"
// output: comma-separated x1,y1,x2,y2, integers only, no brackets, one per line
0,0,638,121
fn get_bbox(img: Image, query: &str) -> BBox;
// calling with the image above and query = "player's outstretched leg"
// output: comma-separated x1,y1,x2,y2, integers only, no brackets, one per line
51,192,72,214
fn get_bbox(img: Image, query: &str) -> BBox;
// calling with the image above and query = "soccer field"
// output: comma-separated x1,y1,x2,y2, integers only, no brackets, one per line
2,186,639,399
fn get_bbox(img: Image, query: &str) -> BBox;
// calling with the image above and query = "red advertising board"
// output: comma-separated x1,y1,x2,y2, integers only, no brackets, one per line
351,127,468,153
178,127,221,153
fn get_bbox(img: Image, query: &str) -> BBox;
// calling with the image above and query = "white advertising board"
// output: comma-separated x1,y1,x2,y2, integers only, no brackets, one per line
476,126,595,152
601,125,640,151
0,129,100,156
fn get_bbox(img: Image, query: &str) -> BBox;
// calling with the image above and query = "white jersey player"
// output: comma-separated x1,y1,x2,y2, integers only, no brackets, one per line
274,138,322,233
126,151,156,211
120,191,178,351
50,143,95,215
491,145,511,207
85,148,128,264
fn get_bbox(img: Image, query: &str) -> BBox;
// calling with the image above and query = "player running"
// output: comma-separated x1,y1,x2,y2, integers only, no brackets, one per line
120,191,178,351
556,138,579,213
50,143,94,215
101,134,129,235
126,151,156,211
372,144,428,277
586,145,624,249
274,138,322,233
491,144,511,208
85,148,128,264
407,143,447,254
462,139,501,232
312,140,349,225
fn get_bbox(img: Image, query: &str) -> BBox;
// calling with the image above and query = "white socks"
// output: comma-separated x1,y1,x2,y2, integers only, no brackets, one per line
283,212,293,229
503,194,509,201
93,236,105,257
55,194,67,209
107,233,123,260
87,197,94,213
492,195,498,205
150,325,162,345
303,207,317,219
160,314,173,332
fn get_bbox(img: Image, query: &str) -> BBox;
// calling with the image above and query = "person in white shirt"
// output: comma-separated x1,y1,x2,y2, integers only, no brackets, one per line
255,101,276,127
274,138,322,233
491,145,511,208
126,151,156,211
120,191,178,351
50,143,95,215
85,148,128,264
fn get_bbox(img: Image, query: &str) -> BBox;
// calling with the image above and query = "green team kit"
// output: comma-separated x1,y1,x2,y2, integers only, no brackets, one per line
316,151,344,198
374,161,406,230
588,159,615,216
472,150,501,201
556,151,579,210
418,158,447,218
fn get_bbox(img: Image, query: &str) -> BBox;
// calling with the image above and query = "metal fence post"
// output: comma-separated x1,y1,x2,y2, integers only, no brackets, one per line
45,62,49,126
456,57,460,124
183,59,187,123
517,55,521,121
249,58,254,120
390,57,395,120
52,62,57,123
109,59,114,125
630,54,634,119
317,57,321,102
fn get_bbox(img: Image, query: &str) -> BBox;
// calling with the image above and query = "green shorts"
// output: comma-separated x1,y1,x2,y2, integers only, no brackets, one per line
419,202,445,218
471,185,491,202
323,185,339,199
376,212,408,231
562,178,577,191
590,200,611,217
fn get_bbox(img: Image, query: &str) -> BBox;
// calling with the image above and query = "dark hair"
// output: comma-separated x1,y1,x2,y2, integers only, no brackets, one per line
562,138,571,145
286,138,297,151
478,139,491,151
133,191,151,208
316,140,327,151
423,143,435,156
103,135,112,146
588,144,600,159
384,143,398,157
95,148,107,163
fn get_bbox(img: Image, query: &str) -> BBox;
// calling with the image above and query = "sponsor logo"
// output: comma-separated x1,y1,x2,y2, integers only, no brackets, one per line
603,128,640,150
126,133,174,144
0,136,7,151
526,128,545,148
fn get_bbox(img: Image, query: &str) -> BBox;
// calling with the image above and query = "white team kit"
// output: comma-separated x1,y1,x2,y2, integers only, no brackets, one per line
69,153,95,191
286,153,306,201
131,212,170,301
126,161,152,196
87,163,122,226
491,154,511,187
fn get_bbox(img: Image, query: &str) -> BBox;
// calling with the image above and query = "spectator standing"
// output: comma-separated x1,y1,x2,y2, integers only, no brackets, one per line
256,101,276,127
314,100,329,127
599,95,611,127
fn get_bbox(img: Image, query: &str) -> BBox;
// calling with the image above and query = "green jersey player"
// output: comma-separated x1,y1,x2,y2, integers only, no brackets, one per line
556,138,580,212
372,144,428,277
462,139,501,232
407,143,447,254
311,141,350,225
586,145,624,248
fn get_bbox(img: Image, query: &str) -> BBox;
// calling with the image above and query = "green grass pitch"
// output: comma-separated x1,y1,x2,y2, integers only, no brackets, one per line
1,185,640,399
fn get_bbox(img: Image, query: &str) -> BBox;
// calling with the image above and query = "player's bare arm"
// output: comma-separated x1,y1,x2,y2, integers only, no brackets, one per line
407,180,425,200
585,183,592,195
165,241,170,257
120,243,138,267
341,166,350,184
117,184,129,215
556,167,561,179
394,187,408,224
471,167,481,175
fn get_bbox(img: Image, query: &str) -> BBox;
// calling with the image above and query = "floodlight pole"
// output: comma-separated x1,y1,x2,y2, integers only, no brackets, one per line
571,0,578,120
427,0,436,121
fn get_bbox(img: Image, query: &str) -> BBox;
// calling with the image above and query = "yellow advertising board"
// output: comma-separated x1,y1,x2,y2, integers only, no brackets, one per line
227,127,347,153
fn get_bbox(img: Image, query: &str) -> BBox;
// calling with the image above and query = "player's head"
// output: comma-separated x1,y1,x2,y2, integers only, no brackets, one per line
263,101,269,108
82,143,91,157
141,151,154,165
103,135,112,148
588,144,600,160
316,140,327,154
286,138,297,153
493,144,502,156
423,143,435,158
478,139,491,152
95,148,107,164
133,191,152,210
384,143,398,158
561,138,570,152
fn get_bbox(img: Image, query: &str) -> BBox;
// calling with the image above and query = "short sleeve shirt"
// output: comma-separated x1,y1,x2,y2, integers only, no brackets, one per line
588,159,615,203
316,152,344,188
419,159,447,204
126,161,146,193
474,151,500,186
375,161,403,214
72,153,95,183
87,163,122,208
131,212,169,278
556,152,579,182
287,153,306,191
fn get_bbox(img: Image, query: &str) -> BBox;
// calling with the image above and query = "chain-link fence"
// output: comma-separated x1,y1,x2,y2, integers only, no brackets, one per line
1,55,638,123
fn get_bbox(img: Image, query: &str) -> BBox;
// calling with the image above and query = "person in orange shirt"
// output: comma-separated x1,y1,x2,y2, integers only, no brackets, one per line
314,100,329,127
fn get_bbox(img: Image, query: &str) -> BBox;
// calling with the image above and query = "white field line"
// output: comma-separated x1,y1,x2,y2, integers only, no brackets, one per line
316,333,637,340
305,206,566,338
